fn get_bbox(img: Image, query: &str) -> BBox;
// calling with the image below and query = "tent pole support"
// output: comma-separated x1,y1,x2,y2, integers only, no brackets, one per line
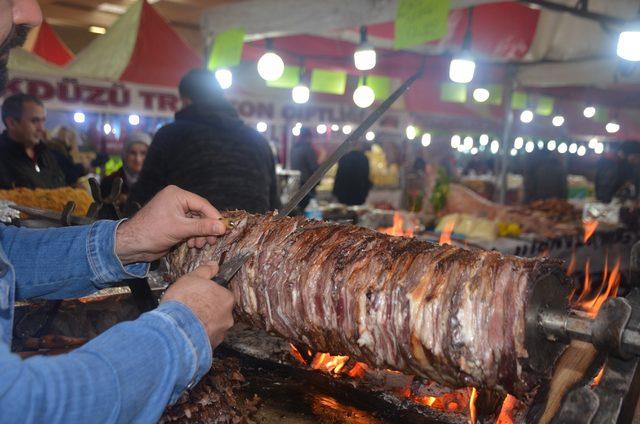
498,68,516,205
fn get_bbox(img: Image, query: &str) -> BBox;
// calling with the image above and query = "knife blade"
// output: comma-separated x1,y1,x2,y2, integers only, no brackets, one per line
212,252,253,288
278,67,424,217
9,204,94,225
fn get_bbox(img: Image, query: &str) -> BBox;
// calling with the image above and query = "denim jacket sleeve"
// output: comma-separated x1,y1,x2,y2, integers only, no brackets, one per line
0,301,213,423
0,220,149,300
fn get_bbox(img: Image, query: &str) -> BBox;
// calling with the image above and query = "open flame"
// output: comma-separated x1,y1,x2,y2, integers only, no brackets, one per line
469,387,478,424
591,366,605,387
439,220,455,245
380,212,414,237
311,352,350,374
566,249,577,276
583,220,599,244
571,254,621,318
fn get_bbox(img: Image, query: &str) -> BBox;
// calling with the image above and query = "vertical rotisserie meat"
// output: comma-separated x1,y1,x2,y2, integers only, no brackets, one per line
165,211,564,400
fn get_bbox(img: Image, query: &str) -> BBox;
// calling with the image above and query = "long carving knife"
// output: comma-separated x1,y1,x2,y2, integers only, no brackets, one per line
278,67,424,217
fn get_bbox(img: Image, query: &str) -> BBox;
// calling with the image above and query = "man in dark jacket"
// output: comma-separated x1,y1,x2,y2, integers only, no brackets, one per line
332,142,372,206
128,69,280,214
0,93,66,189
523,148,567,203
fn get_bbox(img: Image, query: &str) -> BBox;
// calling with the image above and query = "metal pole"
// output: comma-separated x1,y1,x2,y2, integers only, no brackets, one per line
498,68,516,205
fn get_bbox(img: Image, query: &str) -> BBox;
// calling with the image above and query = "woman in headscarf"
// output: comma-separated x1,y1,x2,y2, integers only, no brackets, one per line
99,132,151,218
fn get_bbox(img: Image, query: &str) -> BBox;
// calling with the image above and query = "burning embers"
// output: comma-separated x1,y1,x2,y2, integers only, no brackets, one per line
379,212,416,237
288,344,521,424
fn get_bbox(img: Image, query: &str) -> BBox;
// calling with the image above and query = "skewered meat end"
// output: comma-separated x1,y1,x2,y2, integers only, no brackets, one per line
165,211,565,400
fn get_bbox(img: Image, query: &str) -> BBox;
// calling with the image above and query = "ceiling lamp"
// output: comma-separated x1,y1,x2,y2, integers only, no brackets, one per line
558,142,568,154
552,115,565,127
617,31,640,61
583,106,596,118
490,140,499,154
525,141,534,153
606,121,620,134
451,135,461,148
577,145,587,156
569,143,578,154
472,88,490,103
257,39,285,81
520,110,534,123
514,137,524,149
366,131,376,141
354,26,376,71
595,142,605,154
449,8,476,83
421,133,431,147
353,84,375,108
256,121,268,133
479,134,489,146
316,124,327,134
73,112,85,124
547,140,556,151
128,114,140,126
292,84,310,104
215,68,233,89
406,125,417,140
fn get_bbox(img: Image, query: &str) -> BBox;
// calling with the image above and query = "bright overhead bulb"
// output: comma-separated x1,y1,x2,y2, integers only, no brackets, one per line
569,143,578,154
520,110,534,123
595,142,605,154
449,57,476,83
510,148,518,157
256,121,268,133
547,140,557,151
583,106,596,118
421,133,431,147
215,68,233,89
514,137,524,150
606,121,620,133
128,114,140,126
490,140,499,154
552,115,565,127
316,124,327,134
451,135,461,148
558,143,568,154
406,125,417,140
353,85,375,108
617,31,640,61
577,145,587,156
342,125,352,135
354,45,376,71
463,136,473,151
588,137,599,149
472,88,490,103
537,140,544,150
89,26,106,35
366,131,376,141
470,147,479,155
525,141,534,153
292,125,301,136
292,84,310,104
73,112,85,124
479,134,489,146
331,124,339,131
257,51,285,81
294,122,302,128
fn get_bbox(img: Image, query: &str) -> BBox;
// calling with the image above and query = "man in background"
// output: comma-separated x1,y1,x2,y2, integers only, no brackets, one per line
332,141,372,206
0,93,66,189
129,69,280,213
291,127,319,210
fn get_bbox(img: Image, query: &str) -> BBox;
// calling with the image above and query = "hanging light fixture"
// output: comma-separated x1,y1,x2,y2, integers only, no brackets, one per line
472,88,490,103
257,39,285,81
353,83,375,108
606,121,620,134
617,31,640,61
449,8,476,83
291,67,310,104
583,106,596,118
215,69,233,89
552,115,565,127
406,125,417,140
354,26,376,71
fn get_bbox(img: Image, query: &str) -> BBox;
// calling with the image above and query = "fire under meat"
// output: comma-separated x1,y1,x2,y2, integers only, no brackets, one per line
166,211,566,400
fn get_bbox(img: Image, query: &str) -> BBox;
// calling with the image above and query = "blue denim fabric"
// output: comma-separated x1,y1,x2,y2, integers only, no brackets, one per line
0,221,213,423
